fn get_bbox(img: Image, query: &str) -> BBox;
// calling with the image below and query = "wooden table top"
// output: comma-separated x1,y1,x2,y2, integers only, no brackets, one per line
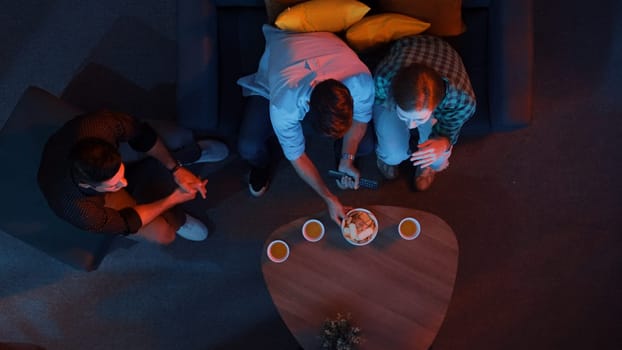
261,205,459,350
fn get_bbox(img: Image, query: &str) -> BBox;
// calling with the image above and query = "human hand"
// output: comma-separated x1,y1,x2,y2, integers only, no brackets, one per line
325,195,348,226
336,160,360,190
173,167,208,199
170,186,199,204
410,137,450,168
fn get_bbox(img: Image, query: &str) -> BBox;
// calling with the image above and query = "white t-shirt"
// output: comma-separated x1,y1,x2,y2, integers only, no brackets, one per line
238,25,374,160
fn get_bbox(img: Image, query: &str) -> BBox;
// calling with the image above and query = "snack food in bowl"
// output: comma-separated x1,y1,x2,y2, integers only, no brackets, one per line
341,208,378,246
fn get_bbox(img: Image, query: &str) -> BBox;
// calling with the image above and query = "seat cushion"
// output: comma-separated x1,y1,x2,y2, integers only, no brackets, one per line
0,86,115,271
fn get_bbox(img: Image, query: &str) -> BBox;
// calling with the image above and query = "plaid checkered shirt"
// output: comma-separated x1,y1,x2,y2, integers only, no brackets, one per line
374,35,476,144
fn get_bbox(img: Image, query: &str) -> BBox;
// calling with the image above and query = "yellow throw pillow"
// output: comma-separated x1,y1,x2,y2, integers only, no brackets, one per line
346,13,431,52
275,0,371,33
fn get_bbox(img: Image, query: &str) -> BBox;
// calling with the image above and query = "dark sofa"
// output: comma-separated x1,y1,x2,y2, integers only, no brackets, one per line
177,0,534,143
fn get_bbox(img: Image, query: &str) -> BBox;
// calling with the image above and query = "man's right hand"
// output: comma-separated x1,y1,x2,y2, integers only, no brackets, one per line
170,182,205,205
325,195,349,226
173,167,208,199
131,180,206,230
289,153,349,225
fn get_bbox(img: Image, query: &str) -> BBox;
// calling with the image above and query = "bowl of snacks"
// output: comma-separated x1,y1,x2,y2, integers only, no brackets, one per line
341,208,378,246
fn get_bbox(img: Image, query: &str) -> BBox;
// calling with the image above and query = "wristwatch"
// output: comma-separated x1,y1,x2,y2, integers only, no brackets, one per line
169,160,183,174
341,153,355,161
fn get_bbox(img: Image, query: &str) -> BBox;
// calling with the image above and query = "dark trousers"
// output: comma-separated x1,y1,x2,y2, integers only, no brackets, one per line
237,95,375,168
124,158,186,229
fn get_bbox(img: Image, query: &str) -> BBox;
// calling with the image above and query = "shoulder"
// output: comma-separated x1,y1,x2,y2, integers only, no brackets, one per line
440,82,476,113
42,177,104,229
343,73,374,101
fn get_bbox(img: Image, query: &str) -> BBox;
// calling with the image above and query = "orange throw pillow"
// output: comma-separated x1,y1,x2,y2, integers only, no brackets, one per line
345,13,430,52
275,0,370,33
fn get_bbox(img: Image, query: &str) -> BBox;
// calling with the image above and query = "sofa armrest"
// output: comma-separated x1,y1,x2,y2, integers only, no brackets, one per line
488,0,534,131
177,0,219,132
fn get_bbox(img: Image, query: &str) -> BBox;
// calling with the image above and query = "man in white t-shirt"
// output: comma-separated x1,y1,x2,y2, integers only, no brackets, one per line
237,25,375,225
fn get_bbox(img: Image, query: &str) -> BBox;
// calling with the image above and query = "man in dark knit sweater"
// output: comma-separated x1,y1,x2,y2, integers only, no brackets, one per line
37,111,225,244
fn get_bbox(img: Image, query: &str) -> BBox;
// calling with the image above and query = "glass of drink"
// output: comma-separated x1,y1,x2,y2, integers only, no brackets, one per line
267,240,290,263
302,219,325,242
398,217,421,240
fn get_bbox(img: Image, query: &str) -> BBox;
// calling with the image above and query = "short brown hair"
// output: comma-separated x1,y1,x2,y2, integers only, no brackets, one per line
69,137,122,184
391,63,445,111
308,79,353,138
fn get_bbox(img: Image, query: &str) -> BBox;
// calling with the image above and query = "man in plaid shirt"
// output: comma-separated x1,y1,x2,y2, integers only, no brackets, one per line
373,35,476,191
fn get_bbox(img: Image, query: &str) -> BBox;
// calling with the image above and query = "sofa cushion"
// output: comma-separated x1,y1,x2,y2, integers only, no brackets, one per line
376,0,466,36
345,13,430,52
274,0,370,32
0,86,115,271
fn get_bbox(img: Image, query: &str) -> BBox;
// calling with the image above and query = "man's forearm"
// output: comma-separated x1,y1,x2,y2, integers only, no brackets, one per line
340,120,367,157
292,152,347,225
290,153,336,202
146,137,178,171
132,195,179,228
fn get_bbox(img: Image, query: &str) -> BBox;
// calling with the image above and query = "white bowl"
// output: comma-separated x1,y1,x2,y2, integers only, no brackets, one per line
341,208,379,246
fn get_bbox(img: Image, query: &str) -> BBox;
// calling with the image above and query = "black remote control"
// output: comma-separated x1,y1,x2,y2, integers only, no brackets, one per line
328,170,379,189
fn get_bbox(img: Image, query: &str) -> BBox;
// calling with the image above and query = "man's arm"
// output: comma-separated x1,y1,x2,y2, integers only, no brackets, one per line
412,92,475,168
337,120,368,189
290,153,346,225
145,137,207,199
145,137,178,171
432,90,476,145
131,184,204,227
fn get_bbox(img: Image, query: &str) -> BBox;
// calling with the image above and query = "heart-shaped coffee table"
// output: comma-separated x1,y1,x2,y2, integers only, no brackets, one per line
261,205,459,350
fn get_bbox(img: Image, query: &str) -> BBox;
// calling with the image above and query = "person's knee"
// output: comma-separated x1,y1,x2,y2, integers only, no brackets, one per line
136,218,177,245
376,137,409,165
430,149,452,172
431,160,449,172
155,226,177,245
378,150,407,166
429,156,450,172
237,137,262,161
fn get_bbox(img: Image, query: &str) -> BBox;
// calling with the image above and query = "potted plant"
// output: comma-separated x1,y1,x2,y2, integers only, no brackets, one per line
318,313,362,350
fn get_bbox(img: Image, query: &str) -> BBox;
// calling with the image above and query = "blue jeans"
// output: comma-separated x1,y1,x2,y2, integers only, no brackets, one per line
373,104,451,170
238,95,375,167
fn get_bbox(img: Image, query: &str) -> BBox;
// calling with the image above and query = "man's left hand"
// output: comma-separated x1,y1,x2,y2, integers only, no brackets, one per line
173,167,207,199
410,137,450,168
